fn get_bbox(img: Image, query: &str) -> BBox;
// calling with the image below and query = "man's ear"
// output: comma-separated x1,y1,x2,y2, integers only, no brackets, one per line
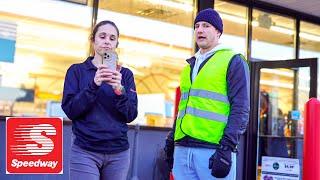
116,41,119,48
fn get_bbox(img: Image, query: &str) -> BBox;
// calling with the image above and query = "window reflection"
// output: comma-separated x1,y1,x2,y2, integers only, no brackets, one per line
258,67,309,180
97,0,195,127
0,0,93,116
252,10,295,60
214,0,247,56
299,21,320,97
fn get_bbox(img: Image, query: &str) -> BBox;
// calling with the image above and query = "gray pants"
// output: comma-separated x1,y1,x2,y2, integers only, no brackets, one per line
70,144,130,180
173,146,236,180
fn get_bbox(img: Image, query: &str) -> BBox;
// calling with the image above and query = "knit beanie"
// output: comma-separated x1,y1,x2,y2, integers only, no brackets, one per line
194,8,223,34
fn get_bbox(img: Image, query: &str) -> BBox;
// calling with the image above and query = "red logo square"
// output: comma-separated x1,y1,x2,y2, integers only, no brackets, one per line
6,117,63,174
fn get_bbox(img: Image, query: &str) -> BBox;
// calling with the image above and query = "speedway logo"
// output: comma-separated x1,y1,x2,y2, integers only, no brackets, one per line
6,117,63,174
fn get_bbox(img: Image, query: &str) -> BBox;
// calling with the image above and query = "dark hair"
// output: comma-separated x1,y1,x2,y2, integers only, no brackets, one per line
90,20,120,42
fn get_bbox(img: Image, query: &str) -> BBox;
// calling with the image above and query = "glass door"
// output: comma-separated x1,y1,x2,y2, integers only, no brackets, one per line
244,58,318,180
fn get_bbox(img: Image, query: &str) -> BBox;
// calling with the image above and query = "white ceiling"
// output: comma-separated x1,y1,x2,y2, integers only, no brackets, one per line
259,0,320,18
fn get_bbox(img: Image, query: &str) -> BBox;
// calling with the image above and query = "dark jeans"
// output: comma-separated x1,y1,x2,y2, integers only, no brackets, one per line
70,144,130,180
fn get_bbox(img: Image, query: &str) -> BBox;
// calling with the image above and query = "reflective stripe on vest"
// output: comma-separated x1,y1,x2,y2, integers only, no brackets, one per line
180,89,229,104
177,107,228,122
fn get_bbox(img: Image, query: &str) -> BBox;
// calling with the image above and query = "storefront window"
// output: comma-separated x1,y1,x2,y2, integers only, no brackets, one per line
252,10,295,60
0,0,93,116
97,0,195,127
214,0,247,56
299,21,320,98
258,66,309,180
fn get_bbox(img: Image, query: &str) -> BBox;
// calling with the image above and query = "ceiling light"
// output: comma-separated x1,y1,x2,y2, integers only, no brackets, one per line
260,80,293,89
219,12,259,27
270,26,294,35
146,0,193,12
220,13,247,24
220,12,320,41
261,69,294,77
300,32,320,42
16,44,87,58
18,22,89,44
260,80,309,91
119,39,189,59
0,0,92,28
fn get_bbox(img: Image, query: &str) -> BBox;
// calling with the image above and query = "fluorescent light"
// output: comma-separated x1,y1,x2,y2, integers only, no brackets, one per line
119,38,190,59
219,12,259,27
261,80,309,91
0,0,92,28
16,44,87,58
220,12,294,36
260,80,293,89
261,69,294,77
97,10,193,48
146,0,194,12
270,26,294,35
220,13,247,24
220,12,320,40
18,22,89,45
300,32,320,42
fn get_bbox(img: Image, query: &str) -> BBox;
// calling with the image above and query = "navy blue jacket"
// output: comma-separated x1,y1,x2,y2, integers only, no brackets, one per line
61,57,138,154
171,54,250,149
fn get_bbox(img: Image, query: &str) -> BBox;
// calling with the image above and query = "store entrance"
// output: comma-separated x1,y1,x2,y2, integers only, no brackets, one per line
244,58,318,180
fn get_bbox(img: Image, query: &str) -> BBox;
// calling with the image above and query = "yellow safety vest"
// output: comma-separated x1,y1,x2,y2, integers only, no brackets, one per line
174,49,243,144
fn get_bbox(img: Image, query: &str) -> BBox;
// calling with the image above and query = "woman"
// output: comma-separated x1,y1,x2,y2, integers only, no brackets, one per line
62,20,138,180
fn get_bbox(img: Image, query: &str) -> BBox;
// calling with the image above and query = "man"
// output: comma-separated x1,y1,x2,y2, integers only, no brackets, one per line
164,8,250,180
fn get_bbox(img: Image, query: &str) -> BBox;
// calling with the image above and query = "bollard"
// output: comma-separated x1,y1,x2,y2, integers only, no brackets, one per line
303,98,320,180
173,87,181,120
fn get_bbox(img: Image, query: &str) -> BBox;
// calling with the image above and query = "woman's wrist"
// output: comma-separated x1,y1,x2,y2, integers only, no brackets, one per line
113,84,125,95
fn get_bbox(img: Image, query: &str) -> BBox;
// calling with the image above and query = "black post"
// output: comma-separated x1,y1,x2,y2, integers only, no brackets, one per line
246,4,253,60
89,0,99,56
244,61,260,180
91,0,99,29
309,59,318,98
198,0,214,11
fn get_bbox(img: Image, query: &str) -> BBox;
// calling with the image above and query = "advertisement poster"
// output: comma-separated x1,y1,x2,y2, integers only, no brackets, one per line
261,156,300,180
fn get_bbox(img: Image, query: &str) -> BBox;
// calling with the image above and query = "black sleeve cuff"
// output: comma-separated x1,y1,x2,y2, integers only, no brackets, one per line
220,136,237,151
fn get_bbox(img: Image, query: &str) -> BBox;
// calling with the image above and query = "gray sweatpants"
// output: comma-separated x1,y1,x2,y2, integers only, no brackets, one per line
70,144,130,180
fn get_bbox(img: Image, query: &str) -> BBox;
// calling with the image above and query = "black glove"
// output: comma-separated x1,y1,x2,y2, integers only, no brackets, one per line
164,131,174,170
209,146,232,178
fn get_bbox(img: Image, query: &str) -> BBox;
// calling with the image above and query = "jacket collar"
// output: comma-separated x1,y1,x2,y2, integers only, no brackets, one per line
186,44,233,65
84,56,96,70
186,56,196,65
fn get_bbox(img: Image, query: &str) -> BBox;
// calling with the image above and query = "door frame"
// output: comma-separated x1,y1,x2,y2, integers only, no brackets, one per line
244,58,318,180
